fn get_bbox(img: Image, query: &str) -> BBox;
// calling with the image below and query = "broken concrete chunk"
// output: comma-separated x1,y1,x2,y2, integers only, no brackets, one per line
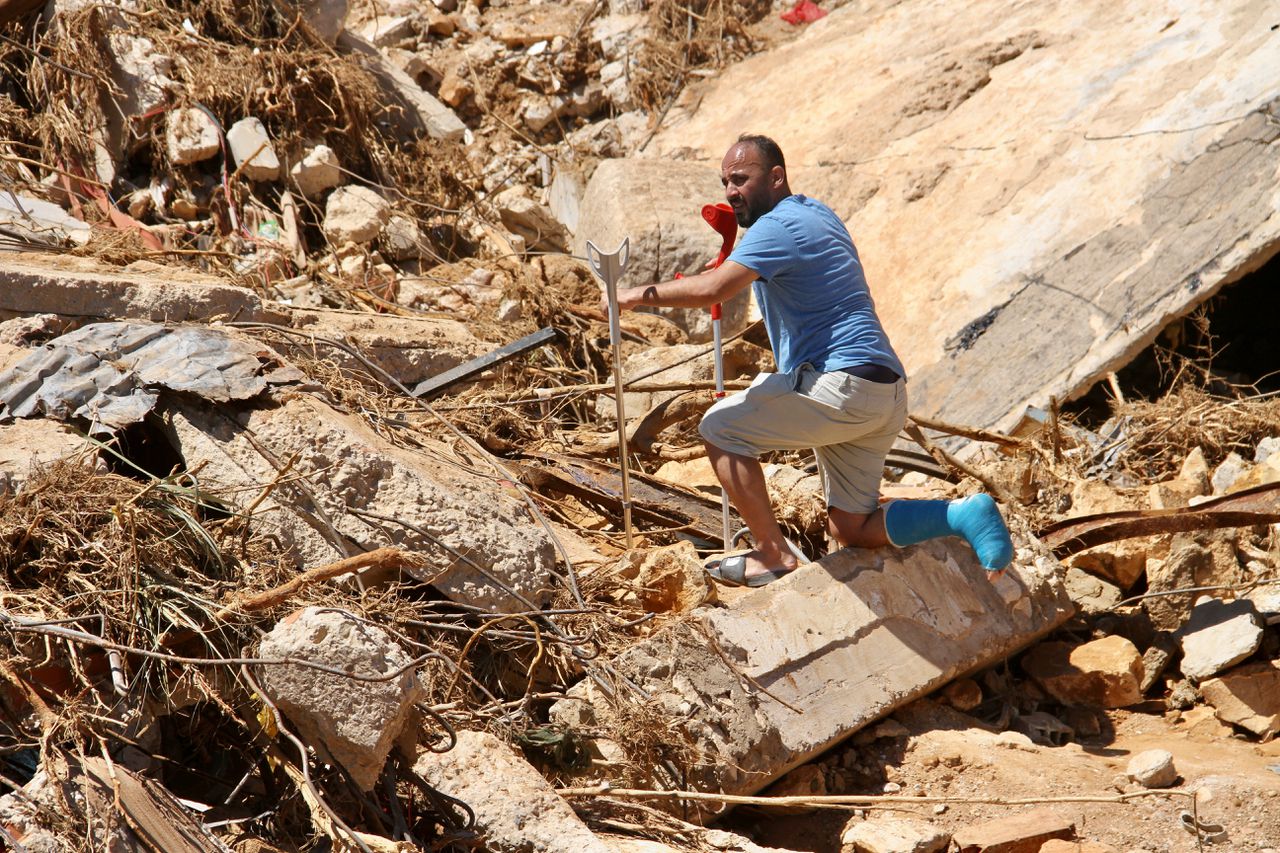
484,2,584,47
951,807,1074,853
840,814,949,853
0,193,90,246
163,392,555,612
554,541,1071,802
1021,635,1144,708
357,13,416,46
337,31,466,142
1199,660,1280,738
438,66,474,107
611,541,713,614
257,607,424,790
1211,451,1249,494
413,730,612,853
1177,595,1262,681
0,419,98,496
323,185,391,244
494,185,570,251
381,213,427,260
1062,567,1122,615
289,144,343,197
1125,749,1177,788
227,117,281,181
166,107,221,165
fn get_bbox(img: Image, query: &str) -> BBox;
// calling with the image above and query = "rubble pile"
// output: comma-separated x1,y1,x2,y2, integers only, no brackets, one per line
0,0,1278,852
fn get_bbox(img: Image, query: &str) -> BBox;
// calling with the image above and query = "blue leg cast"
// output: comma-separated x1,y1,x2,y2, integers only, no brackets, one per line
883,494,1014,571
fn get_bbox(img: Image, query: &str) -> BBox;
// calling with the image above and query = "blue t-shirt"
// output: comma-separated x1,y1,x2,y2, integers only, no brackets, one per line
728,195,906,379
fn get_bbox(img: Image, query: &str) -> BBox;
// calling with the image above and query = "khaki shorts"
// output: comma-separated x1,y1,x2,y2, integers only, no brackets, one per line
698,363,908,514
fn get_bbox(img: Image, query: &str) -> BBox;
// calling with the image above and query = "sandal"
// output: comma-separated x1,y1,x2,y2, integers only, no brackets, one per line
705,553,793,587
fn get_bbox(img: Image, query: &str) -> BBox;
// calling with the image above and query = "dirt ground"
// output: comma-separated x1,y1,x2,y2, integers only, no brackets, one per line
726,699,1280,852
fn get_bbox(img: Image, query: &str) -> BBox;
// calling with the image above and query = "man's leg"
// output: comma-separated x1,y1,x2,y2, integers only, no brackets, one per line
827,505,889,549
704,440,801,581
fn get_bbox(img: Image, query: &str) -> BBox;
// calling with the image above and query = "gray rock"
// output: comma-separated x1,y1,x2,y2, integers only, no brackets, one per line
1125,749,1178,788
1177,595,1262,681
1254,436,1280,464
165,107,220,165
324,185,390,245
840,814,950,853
1211,451,1249,494
298,0,348,43
227,117,281,181
256,607,424,790
289,144,343,198
1063,566,1122,614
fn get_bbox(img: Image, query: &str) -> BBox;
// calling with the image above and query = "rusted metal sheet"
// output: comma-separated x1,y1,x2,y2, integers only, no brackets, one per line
1038,482,1280,557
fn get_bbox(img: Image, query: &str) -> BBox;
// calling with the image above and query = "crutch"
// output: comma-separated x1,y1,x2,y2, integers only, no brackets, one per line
585,238,634,548
701,203,738,548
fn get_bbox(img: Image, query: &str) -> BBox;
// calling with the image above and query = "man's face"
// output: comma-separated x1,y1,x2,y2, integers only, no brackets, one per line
721,143,779,227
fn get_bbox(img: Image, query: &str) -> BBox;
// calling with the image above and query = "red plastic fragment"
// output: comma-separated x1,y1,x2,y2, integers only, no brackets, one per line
780,0,827,24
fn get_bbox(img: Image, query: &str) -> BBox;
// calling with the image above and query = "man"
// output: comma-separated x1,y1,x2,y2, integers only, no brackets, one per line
613,134,1013,585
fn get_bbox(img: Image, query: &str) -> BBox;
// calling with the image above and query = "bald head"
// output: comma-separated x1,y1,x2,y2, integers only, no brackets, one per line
721,135,791,227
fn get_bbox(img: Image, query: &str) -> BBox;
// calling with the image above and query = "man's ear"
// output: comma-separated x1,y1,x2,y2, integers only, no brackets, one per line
769,165,786,189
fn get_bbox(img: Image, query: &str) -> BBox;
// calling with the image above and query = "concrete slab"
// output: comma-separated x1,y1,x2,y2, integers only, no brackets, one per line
554,539,1072,805
649,0,1280,431
0,253,286,325
161,392,557,613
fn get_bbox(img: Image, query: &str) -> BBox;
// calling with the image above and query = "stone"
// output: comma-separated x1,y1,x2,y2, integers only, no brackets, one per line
438,66,474,107
0,193,90,246
1066,539,1146,591
1139,644,1172,693
612,541,713,614
381,213,427,260
952,808,1074,852
1021,635,1144,708
552,541,1072,805
323,185,391,244
1062,567,1122,614
1199,660,1280,738
941,677,983,711
289,144,343,198
0,254,286,326
1177,595,1262,681
298,0,348,43
840,814,949,853
493,185,571,251
575,158,752,342
1211,452,1249,494
165,107,220,165
1245,584,1280,625
257,608,423,790
162,392,554,613
226,117,281,181
649,1,1280,435
357,13,416,46
414,730,611,853
1254,436,1280,464
1125,748,1178,788
1144,535,1244,631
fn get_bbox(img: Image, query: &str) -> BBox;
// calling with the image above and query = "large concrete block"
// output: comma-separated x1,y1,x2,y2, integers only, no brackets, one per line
554,540,1072,803
161,392,556,613
574,158,751,343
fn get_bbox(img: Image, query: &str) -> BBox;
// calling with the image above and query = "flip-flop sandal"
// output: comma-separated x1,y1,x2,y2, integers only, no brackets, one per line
704,553,792,588
728,526,809,563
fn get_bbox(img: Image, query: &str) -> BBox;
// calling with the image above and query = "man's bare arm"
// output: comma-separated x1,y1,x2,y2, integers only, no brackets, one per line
608,261,758,312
